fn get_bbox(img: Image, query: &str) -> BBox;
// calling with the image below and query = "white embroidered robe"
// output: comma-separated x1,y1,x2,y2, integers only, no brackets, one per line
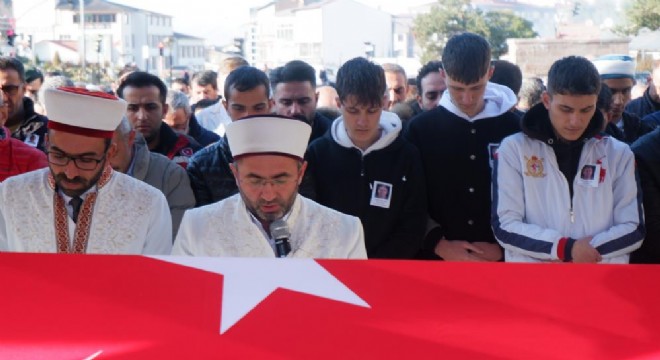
0,169,172,254
172,194,367,258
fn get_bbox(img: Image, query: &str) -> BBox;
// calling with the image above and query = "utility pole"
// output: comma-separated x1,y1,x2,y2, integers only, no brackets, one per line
80,0,86,79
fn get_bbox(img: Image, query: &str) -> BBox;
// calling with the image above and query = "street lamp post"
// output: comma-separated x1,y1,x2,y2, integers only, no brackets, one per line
163,36,174,85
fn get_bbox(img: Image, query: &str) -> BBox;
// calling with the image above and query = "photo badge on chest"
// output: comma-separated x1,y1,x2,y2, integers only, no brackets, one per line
577,164,600,188
370,181,392,209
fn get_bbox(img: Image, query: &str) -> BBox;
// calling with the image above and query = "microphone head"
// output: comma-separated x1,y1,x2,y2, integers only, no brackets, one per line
269,219,290,240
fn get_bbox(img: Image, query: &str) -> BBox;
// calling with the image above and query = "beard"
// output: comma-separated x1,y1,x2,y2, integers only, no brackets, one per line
52,163,105,197
240,189,298,224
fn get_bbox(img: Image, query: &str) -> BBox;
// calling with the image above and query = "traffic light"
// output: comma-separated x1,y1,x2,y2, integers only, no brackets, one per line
158,42,164,56
27,35,33,49
7,29,16,47
95,37,102,53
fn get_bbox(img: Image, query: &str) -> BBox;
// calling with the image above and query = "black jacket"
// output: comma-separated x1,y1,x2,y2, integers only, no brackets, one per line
310,112,332,141
187,112,331,207
188,114,220,147
630,128,660,263
604,112,653,144
405,105,520,259
187,136,236,207
305,120,427,259
625,87,660,120
10,97,49,152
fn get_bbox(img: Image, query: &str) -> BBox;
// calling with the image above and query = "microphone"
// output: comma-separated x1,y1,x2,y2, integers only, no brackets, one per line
269,219,291,258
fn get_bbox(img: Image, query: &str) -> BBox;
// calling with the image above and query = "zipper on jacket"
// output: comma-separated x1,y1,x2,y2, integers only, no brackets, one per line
360,155,365,177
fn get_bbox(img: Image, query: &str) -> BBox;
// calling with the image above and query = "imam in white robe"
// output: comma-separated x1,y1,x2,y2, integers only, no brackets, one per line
173,194,367,258
0,168,172,254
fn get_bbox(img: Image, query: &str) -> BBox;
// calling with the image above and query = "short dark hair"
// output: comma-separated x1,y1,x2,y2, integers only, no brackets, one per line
25,68,44,84
335,57,385,108
172,77,189,87
547,56,601,96
597,83,613,113
416,60,443,94
0,57,26,82
490,60,523,95
116,71,168,104
442,32,491,84
191,70,218,89
270,60,316,89
224,66,270,101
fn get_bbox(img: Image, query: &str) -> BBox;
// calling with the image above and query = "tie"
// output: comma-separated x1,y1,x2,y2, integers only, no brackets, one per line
70,196,83,223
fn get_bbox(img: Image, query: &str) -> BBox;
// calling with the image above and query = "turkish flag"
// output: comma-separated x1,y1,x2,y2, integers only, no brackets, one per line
0,253,659,359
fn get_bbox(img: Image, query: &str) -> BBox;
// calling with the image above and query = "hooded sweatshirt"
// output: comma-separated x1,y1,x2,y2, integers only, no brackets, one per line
304,111,427,259
439,82,519,122
405,82,521,258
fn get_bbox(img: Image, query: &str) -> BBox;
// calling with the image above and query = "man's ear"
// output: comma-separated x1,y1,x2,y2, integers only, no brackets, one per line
45,133,50,149
128,129,137,147
487,65,495,80
298,161,308,185
541,91,551,110
229,162,240,187
106,141,118,159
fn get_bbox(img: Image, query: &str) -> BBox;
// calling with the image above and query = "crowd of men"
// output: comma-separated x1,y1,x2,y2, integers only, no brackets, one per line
1,31,659,264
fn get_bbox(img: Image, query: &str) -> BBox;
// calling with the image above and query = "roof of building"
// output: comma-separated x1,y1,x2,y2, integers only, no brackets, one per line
40,40,79,52
174,32,204,40
56,0,171,17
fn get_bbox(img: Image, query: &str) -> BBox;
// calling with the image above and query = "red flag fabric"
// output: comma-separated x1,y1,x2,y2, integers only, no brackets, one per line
0,253,658,359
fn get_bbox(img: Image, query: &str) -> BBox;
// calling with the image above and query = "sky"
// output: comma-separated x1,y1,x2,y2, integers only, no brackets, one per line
108,0,434,46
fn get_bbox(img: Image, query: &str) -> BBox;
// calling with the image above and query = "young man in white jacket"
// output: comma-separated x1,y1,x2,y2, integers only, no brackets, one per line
492,56,644,263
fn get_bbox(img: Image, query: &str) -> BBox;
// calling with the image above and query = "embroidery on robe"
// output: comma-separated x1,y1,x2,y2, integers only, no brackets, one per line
49,165,113,253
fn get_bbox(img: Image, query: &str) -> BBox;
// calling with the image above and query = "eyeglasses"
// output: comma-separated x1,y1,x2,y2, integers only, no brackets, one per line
241,177,294,190
47,152,106,170
0,84,21,96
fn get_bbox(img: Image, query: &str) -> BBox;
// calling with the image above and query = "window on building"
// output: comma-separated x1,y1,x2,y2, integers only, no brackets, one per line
73,13,116,23
277,24,293,41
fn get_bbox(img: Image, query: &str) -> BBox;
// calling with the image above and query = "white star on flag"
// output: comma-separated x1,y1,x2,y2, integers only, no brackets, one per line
150,256,370,333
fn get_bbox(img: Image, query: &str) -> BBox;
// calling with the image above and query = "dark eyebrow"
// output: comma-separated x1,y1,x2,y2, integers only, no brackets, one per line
49,146,99,157
245,172,291,179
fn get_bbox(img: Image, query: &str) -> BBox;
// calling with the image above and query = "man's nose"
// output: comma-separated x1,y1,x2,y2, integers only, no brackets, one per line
260,182,277,201
290,102,301,114
64,160,80,178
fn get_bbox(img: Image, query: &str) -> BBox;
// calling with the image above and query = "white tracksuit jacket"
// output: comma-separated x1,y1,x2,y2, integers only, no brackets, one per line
492,132,644,263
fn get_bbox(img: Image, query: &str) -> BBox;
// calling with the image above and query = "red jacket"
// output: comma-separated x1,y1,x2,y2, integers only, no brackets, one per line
0,127,48,182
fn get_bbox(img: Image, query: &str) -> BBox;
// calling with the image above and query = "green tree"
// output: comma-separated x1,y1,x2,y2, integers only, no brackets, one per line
616,0,660,35
412,0,488,64
483,11,537,58
413,0,537,63
52,51,62,67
